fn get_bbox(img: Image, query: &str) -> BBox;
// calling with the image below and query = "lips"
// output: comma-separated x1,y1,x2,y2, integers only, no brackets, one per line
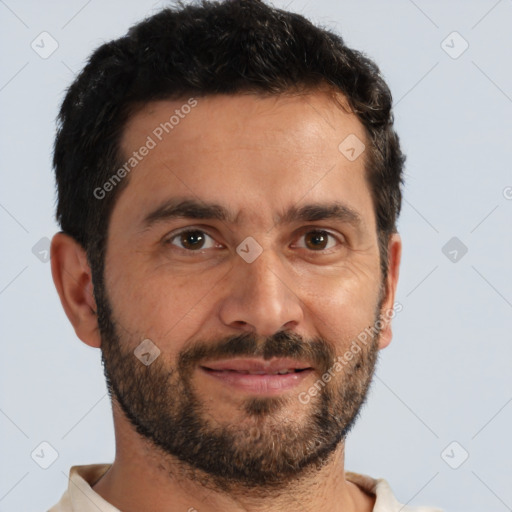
199,358,314,394
200,357,312,374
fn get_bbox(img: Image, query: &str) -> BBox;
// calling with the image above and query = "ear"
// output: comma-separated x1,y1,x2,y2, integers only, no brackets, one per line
377,233,402,350
50,232,101,348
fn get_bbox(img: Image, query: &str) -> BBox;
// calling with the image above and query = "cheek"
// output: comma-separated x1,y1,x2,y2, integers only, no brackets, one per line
103,257,225,349
300,267,380,349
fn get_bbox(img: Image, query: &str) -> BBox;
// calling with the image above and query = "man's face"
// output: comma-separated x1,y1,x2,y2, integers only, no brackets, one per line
97,91,393,488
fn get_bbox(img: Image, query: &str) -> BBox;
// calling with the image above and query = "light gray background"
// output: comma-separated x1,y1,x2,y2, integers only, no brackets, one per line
1,1,511,511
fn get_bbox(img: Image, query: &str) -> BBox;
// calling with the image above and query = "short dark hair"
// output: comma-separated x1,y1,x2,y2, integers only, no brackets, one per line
53,0,405,286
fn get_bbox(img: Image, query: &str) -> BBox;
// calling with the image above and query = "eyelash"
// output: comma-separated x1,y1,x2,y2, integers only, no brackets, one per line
164,227,344,254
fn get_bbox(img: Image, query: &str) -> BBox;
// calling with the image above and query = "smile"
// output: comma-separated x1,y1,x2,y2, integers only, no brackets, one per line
200,358,314,394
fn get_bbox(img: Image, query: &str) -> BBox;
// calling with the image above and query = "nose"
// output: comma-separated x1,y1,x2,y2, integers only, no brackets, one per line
218,248,304,336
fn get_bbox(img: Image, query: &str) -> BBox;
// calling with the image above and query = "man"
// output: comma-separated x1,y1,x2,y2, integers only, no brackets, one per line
49,0,442,510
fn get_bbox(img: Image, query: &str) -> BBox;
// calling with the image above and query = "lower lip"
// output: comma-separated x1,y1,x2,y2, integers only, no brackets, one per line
200,367,314,394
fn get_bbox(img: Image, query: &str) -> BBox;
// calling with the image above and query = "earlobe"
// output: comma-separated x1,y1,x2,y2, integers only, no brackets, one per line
378,233,402,350
50,232,102,348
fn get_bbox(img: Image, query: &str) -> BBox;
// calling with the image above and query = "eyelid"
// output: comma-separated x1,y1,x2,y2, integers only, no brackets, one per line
163,225,345,252
291,227,345,247
164,226,222,249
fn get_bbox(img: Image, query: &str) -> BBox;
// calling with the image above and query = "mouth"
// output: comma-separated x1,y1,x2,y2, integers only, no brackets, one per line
199,358,314,394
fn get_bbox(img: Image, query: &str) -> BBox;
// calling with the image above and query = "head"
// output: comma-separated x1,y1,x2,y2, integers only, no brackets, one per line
51,0,404,491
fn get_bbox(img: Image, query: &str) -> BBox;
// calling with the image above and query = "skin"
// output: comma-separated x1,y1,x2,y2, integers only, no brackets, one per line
51,89,401,512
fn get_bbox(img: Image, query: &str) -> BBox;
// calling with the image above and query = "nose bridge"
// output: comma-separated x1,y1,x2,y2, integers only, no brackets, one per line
219,246,303,335
247,248,287,298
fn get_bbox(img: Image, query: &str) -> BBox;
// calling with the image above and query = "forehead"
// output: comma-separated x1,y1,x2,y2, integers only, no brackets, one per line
122,90,365,156
112,90,374,232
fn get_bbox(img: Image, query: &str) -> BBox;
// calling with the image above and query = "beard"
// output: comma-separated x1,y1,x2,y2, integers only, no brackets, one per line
95,277,383,492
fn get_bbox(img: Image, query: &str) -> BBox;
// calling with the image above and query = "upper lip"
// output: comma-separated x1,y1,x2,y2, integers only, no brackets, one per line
200,358,312,373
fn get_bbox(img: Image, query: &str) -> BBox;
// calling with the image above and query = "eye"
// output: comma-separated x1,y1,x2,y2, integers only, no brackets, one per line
294,229,341,251
166,229,219,251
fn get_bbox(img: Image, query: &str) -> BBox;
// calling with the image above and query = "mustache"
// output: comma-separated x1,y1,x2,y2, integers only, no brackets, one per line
178,330,335,375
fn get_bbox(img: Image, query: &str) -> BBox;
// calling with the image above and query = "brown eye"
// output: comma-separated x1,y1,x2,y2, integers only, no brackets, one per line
305,231,329,250
296,230,339,251
168,230,216,251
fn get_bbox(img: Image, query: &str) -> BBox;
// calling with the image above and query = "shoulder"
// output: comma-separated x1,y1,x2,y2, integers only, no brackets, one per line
346,471,443,512
48,464,114,512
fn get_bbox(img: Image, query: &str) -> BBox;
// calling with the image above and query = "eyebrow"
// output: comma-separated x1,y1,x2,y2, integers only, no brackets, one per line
141,198,364,230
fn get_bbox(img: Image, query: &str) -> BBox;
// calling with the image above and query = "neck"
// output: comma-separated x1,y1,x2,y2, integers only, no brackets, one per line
92,405,375,512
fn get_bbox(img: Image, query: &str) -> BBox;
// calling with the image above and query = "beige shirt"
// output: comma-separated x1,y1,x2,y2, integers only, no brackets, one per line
49,464,443,512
